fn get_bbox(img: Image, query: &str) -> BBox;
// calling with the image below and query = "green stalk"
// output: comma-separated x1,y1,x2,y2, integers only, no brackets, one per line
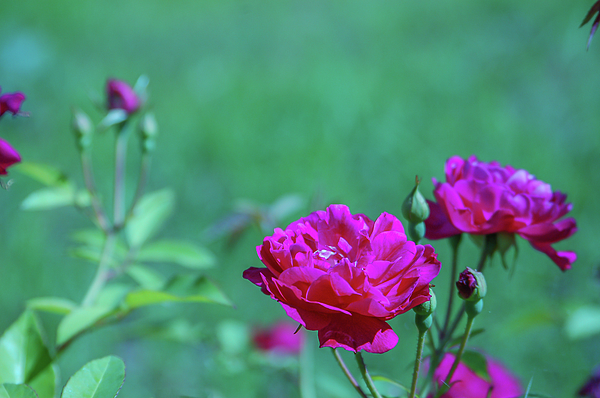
81,232,116,307
299,341,316,398
113,125,130,230
441,235,461,339
409,329,427,398
80,151,110,232
126,152,151,220
439,312,476,396
331,349,368,398
355,352,383,398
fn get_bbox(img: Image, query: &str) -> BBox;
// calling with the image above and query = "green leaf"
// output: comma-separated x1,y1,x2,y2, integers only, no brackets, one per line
61,356,125,398
56,306,115,346
98,109,128,131
14,162,69,186
0,384,39,398
124,275,233,309
28,364,57,398
126,264,165,290
371,376,409,393
457,350,489,382
565,305,600,340
21,185,76,211
126,189,175,248
137,240,216,269
71,229,106,247
26,297,77,315
0,312,52,385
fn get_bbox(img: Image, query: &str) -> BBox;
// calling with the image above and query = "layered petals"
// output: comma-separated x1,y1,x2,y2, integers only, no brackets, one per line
244,204,441,353
425,156,577,270
0,138,21,175
0,91,26,118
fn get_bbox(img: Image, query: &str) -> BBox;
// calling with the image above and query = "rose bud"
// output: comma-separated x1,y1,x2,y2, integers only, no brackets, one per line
402,176,430,224
0,138,21,175
456,267,487,301
0,91,27,118
106,79,140,114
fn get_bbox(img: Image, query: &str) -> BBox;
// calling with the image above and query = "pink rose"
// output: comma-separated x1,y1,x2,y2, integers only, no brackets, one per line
243,204,441,354
0,138,21,175
424,156,577,271
0,88,26,118
106,79,140,114
253,321,304,355
430,353,523,398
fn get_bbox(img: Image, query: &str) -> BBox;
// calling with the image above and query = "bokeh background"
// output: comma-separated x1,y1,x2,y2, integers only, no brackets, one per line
1,0,599,397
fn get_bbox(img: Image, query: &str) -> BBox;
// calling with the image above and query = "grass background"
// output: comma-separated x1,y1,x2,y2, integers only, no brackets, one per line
1,0,600,397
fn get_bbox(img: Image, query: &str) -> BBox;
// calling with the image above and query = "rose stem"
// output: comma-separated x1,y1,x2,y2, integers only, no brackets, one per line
355,352,383,398
331,349,368,398
113,122,130,230
440,234,462,340
299,342,316,398
409,328,427,398
80,150,110,232
127,151,151,221
440,303,478,396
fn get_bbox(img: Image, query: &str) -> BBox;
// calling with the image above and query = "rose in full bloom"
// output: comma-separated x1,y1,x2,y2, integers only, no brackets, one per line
430,353,523,398
424,156,577,271
106,79,140,114
0,138,21,175
253,321,304,355
243,204,441,354
0,88,27,118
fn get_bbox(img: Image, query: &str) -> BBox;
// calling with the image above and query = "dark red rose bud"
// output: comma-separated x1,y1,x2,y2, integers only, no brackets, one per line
106,79,140,114
456,267,487,301
579,365,600,398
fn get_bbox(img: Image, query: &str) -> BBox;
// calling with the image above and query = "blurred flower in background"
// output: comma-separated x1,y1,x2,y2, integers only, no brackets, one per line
579,365,600,398
0,88,26,118
425,155,577,270
430,353,523,398
0,138,21,175
252,321,304,356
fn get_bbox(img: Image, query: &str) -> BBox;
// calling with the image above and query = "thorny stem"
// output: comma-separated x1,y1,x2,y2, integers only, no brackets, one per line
81,232,117,307
439,314,476,396
331,349,368,398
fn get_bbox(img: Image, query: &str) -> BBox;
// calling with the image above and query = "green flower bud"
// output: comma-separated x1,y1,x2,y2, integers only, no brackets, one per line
456,267,487,301
402,176,430,224
139,112,158,153
407,222,426,243
413,288,437,316
71,108,93,150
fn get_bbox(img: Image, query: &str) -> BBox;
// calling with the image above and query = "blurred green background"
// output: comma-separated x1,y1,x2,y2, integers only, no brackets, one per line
1,0,600,397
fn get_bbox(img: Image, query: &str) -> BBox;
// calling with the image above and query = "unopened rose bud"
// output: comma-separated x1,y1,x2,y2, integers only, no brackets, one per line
139,112,158,153
414,288,437,316
402,176,430,224
456,267,487,301
106,79,140,115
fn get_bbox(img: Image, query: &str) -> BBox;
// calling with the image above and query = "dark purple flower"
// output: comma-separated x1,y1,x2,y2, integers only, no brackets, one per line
456,267,487,301
0,138,21,175
581,1,600,50
579,365,600,398
106,79,140,114
0,88,27,118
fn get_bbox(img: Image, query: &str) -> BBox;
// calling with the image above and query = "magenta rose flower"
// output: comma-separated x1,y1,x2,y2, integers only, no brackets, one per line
0,138,21,175
243,204,441,354
0,88,27,118
106,79,140,114
430,353,523,398
425,155,577,271
253,321,304,355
